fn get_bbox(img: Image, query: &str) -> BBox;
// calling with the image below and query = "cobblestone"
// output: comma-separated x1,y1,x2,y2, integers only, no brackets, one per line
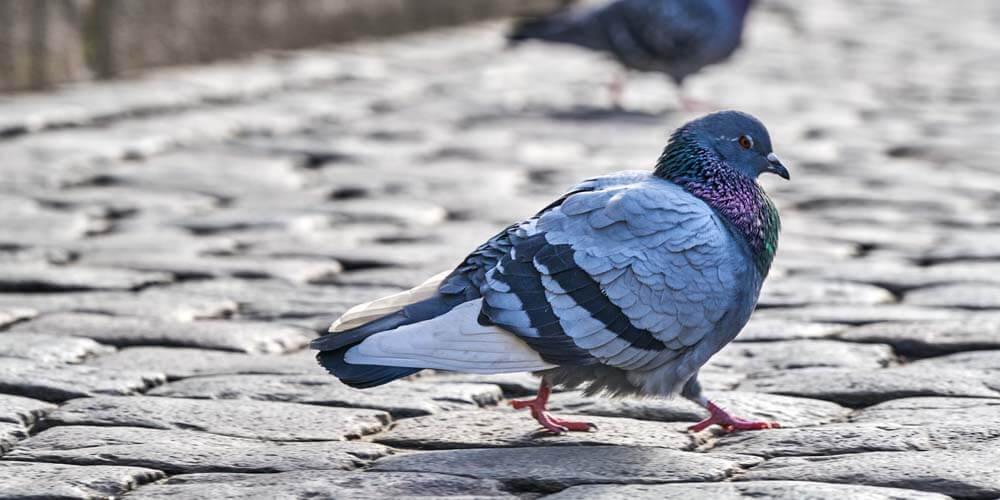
1,0,999,497
372,409,693,450
126,470,514,500
544,482,952,500
6,426,390,474
44,396,391,441
371,446,756,491
145,374,504,418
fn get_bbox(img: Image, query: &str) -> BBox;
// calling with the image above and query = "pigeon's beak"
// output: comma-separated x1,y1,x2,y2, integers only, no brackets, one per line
765,152,790,180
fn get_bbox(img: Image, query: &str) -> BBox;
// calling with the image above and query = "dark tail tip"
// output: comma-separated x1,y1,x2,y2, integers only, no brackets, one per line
316,348,421,389
507,17,557,44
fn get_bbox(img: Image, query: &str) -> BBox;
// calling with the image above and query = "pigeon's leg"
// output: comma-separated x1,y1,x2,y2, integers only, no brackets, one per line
608,72,627,109
688,400,780,432
510,379,596,433
678,92,711,112
682,376,779,433
673,79,711,112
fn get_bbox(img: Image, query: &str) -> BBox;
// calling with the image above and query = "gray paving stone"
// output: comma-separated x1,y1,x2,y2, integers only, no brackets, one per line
908,350,1000,371
46,396,390,441
44,397,389,441
707,339,894,373
80,253,344,284
147,374,503,418
0,290,239,321
922,233,1000,264
109,149,308,198
544,481,952,500
0,263,172,292
739,367,1000,407
0,244,75,266
904,283,1000,309
240,230,479,271
87,347,324,380
331,266,448,289
0,200,110,244
739,449,1000,499
733,318,847,342
419,372,545,397
752,305,963,325
124,470,514,500
0,460,165,499
10,313,311,353
837,318,1000,357
158,278,405,322
694,369,747,392
6,425,390,474
165,207,320,236
709,422,1000,458
548,391,849,428
318,198,450,227
0,332,114,363
852,397,1000,426
28,184,221,220
0,307,36,329
807,261,1000,293
759,278,895,307
66,228,240,258
371,446,756,491
1,422,26,454
0,394,57,426
374,409,692,450
0,358,164,402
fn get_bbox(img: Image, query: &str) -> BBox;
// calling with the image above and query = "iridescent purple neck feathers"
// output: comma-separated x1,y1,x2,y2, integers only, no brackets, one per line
654,130,780,276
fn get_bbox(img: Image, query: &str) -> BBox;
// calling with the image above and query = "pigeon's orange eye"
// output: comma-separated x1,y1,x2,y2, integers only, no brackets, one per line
738,135,753,149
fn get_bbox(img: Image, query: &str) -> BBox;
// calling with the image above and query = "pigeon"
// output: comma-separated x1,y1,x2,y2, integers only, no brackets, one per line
313,110,789,434
507,0,755,108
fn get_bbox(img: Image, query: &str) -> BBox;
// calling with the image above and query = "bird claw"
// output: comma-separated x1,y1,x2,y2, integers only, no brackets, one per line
510,382,597,434
688,400,780,433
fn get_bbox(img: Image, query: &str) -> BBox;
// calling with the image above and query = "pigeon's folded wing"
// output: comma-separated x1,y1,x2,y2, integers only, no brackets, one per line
480,174,750,372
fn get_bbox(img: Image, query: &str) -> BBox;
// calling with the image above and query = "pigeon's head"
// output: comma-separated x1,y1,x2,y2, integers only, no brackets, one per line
692,110,788,180
659,111,789,182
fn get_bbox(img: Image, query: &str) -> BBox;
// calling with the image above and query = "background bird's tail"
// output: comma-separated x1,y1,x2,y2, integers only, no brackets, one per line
508,16,571,45
506,8,606,53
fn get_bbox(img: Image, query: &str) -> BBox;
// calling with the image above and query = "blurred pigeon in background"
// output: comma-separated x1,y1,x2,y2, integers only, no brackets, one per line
508,0,755,109
312,110,789,434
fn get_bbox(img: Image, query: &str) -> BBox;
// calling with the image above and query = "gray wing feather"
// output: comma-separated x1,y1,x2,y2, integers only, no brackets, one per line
538,173,750,355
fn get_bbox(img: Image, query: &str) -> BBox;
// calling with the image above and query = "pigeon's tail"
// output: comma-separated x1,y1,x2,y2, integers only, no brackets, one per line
507,12,599,49
507,17,560,44
316,348,420,389
312,271,463,388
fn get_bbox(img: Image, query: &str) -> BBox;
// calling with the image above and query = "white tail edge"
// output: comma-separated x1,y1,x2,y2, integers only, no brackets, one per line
329,270,452,333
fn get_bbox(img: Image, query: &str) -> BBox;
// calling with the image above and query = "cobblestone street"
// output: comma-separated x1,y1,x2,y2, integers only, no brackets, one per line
2,0,1000,498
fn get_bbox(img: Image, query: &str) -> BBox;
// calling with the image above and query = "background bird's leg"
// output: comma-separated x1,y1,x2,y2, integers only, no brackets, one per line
681,376,779,433
672,77,710,112
510,379,597,434
678,90,712,112
608,71,627,109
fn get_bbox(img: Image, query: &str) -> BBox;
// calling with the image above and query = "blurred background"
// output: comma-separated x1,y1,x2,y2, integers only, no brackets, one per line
2,0,1000,498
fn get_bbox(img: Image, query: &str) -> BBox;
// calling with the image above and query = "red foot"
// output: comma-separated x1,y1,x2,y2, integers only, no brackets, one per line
688,401,780,433
679,94,713,112
511,381,596,434
608,74,625,110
